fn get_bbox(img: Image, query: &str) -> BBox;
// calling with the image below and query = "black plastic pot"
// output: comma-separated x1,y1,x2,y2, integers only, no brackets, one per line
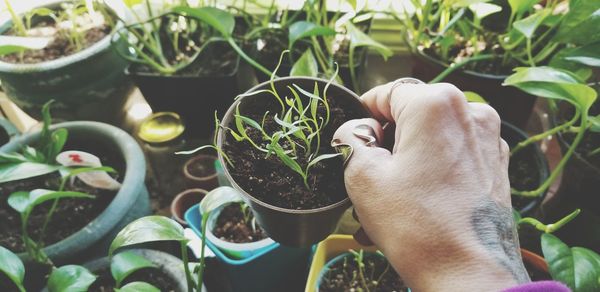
0,117,19,146
127,41,241,139
0,122,150,287
0,1,133,124
501,122,549,215
412,50,536,128
217,77,370,247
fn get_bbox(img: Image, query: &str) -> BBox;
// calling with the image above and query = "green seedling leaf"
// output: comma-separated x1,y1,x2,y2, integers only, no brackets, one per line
111,252,155,288
0,162,61,183
346,22,392,60
290,49,318,77
504,66,597,111
542,233,600,291
199,186,243,215
513,9,550,39
307,153,342,170
123,0,143,7
469,2,502,19
464,91,488,103
173,6,234,37
562,42,600,67
115,282,160,292
449,0,489,8
109,216,187,255
47,265,97,292
8,189,93,217
269,143,304,178
0,36,52,55
508,0,539,16
555,0,600,45
0,246,25,292
289,21,335,48
48,128,68,161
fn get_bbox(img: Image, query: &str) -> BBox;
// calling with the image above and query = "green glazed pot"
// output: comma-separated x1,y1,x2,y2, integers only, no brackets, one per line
0,121,150,286
0,1,133,124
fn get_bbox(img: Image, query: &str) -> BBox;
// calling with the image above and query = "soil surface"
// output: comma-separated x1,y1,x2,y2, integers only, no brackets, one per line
0,139,124,253
1,19,109,64
319,252,408,292
560,99,600,169
223,88,363,210
89,267,178,292
187,157,216,178
213,202,267,243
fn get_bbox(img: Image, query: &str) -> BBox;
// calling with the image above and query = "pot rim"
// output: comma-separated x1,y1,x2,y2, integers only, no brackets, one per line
183,154,219,182
170,188,209,224
0,0,124,73
315,251,387,290
414,47,509,80
216,76,370,215
0,121,146,261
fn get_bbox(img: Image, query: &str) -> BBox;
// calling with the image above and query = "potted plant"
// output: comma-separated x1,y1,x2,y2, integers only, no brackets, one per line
0,0,133,123
185,187,312,292
398,0,596,127
0,103,150,286
0,117,19,146
171,188,208,226
183,154,219,190
181,55,371,246
305,234,408,292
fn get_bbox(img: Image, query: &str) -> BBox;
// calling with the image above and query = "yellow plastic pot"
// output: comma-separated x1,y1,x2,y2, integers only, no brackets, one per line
305,235,378,292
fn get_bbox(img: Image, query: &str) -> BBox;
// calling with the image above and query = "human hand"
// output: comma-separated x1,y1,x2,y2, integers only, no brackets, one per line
332,80,529,291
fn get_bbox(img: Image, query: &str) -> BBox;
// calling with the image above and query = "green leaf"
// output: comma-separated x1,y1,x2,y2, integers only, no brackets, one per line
346,22,392,60
123,0,143,7
449,0,489,8
542,233,600,291
508,0,539,16
109,216,187,255
111,252,155,288
513,9,550,39
469,2,502,19
555,0,600,45
288,21,335,48
290,49,318,77
589,115,600,132
0,36,51,55
556,9,600,45
561,42,600,67
8,189,94,216
47,265,97,292
0,246,25,292
464,91,488,103
173,6,234,37
235,115,264,132
115,282,160,292
270,143,304,178
199,186,243,215
503,66,597,111
48,128,68,161
0,162,60,183
307,153,342,169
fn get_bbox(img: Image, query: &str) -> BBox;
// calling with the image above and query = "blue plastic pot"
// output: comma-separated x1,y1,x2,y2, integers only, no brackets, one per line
0,121,150,268
186,205,312,292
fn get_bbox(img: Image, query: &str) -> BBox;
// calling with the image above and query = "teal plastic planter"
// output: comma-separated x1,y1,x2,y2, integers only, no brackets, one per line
0,121,150,267
0,1,133,123
186,205,312,292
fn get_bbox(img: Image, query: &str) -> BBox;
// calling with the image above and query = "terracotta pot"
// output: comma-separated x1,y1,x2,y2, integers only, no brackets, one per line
183,155,219,191
521,248,549,274
170,188,208,226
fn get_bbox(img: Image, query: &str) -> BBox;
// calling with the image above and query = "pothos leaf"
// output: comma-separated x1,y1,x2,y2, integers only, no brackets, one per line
199,186,243,215
554,0,600,45
508,0,539,17
288,21,336,48
469,2,502,20
464,91,488,103
173,6,235,37
111,252,155,288
513,9,550,39
346,22,392,60
109,216,187,255
290,49,318,77
0,246,25,292
0,162,60,183
8,189,94,217
562,42,600,67
47,265,97,292
115,282,160,292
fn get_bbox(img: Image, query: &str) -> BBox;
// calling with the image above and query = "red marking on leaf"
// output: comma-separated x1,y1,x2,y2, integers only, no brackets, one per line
69,154,83,163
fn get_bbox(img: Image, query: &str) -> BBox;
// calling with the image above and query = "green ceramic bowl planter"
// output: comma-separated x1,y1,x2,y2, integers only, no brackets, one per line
0,0,133,123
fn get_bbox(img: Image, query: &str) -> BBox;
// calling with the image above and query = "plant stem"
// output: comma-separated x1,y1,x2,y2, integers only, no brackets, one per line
197,212,209,292
227,38,273,77
511,111,580,155
526,38,535,67
428,54,494,84
4,0,27,36
181,241,195,292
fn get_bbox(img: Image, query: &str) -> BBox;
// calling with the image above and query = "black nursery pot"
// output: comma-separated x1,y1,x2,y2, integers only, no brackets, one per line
127,41,240,138
217,77,370,247
501,122,549,215
412,51,536,128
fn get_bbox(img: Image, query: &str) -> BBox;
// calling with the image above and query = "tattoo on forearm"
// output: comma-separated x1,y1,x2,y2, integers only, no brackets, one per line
471,198,530,283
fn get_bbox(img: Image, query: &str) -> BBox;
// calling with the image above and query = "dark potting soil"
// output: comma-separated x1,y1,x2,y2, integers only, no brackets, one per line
89,267,178,292
223,90,363,210
213,203,267,243
319,253,408,292
253,28,290,67
0,128,9,145
187,157,216,178
508,145,542,211
0,22,110,64
524,261,551,282
0,273,21,292
0,140,124,253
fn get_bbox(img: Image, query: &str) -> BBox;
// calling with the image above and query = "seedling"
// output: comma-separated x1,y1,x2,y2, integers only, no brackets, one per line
239,202,257,232
325,249,392,292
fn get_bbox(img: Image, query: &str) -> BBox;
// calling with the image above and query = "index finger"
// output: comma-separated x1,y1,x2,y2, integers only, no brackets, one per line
360,78,425,123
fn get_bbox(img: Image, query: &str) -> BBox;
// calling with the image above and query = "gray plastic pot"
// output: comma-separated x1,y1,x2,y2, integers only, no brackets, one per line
217,77,370,247
0,121,150,268
0,117,19,146
0,1,133,124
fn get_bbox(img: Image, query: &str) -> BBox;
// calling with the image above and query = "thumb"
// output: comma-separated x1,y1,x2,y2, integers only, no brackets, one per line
331,118,391,182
